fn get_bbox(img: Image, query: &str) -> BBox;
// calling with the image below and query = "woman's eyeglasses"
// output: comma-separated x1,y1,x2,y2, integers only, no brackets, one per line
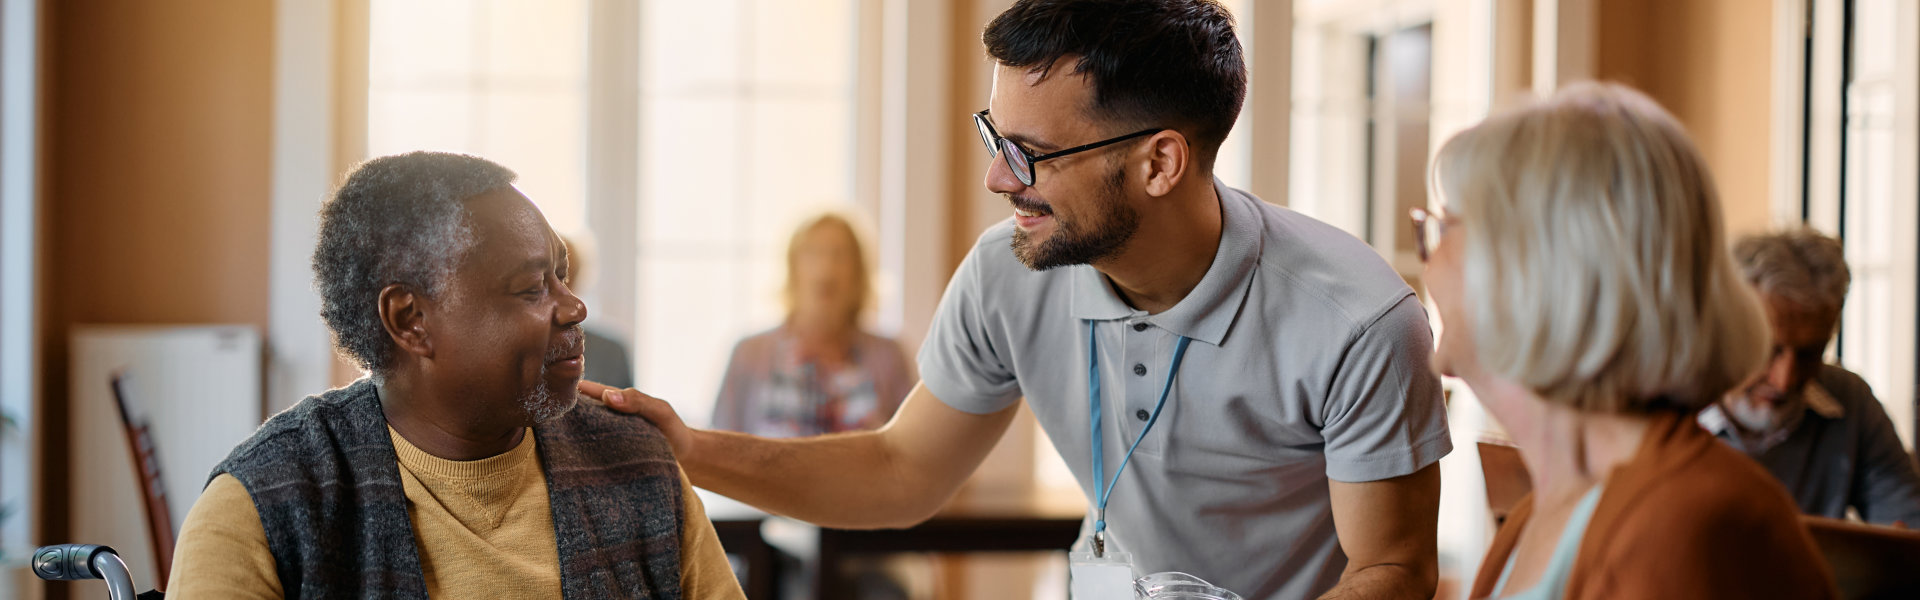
1409,207,1451,263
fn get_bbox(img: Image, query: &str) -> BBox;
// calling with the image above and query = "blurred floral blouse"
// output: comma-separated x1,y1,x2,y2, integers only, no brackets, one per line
712,326,914,437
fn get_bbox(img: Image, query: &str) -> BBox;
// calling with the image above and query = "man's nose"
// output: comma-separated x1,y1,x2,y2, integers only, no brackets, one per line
984,151,1027,196
555,279,587,327
1764,353,1800,393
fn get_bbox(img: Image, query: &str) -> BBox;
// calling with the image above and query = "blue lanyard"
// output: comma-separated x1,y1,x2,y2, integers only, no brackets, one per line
1087,320,1191,549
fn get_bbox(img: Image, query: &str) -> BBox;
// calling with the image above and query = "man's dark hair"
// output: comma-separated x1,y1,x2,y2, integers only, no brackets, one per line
312,151,517,380
983,0,1246,165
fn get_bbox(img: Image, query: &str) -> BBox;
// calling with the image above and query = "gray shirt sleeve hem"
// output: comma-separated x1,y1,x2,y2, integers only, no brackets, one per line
920,369,1021,416
1326,431,1454,484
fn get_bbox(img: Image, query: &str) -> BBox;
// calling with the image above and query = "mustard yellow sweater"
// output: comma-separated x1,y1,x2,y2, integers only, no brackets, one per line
167,427,743,599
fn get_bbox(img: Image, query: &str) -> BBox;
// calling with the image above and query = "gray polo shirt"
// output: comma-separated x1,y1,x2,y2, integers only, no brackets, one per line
1699,364,1920,525
920,180,1452,600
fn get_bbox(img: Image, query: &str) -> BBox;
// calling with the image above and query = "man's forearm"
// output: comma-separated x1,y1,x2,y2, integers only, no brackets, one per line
1316,563,1435,600
678,428,955,529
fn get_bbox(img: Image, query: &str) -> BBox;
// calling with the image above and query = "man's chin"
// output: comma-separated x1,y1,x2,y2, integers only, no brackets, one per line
529,397,578,425
1011,231,1086,271
1010,229,1046,270
525,379,583,424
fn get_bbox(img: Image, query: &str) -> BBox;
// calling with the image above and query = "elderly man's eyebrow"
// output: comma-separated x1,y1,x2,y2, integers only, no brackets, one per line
504,256,552,284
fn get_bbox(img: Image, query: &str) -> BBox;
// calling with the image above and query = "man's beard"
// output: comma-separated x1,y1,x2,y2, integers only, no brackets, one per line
1721,386,1808,456
514,369,577,425
1724,391,1803,436
1010,166,1139,270
518,326,585,424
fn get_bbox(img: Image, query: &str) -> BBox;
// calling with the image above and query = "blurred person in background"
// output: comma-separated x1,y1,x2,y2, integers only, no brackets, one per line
1699,228,1920,525
711,212,913,437
559,232,635,390
1419,83,1837,599
709,212,922,600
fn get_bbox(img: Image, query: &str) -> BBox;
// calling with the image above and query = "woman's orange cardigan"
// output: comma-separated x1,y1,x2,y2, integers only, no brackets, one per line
1470,411,1838,599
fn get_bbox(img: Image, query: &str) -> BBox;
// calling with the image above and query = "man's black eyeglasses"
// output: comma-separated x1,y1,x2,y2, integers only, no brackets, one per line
972,109,1164,186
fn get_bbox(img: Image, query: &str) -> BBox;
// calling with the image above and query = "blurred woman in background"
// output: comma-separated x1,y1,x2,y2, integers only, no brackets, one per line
1419,83,1837,599
713,212,913,437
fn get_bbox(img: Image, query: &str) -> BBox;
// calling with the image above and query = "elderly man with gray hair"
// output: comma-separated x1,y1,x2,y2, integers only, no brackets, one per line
1698,227,1920,525
168,152,742,599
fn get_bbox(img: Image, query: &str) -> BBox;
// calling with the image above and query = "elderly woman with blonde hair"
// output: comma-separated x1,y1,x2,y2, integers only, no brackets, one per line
1417,82,1837,599
713,212,914,437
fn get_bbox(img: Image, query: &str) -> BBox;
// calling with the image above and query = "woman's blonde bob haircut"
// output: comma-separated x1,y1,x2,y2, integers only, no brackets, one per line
781,211,877,325
1430,82,1769,413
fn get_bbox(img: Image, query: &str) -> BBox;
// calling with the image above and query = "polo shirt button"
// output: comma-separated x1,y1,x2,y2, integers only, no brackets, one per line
1133,363,1147,376
1132,322,1149,332
1135,409,1150,421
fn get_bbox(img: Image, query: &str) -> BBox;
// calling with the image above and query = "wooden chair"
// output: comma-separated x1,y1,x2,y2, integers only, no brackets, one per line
1800,515,1920,599
110,373,174,589
1477,441,1532,528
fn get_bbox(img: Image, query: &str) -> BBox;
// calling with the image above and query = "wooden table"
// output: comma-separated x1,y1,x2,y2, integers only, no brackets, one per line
1801,515,1920,599
703,489,1087,600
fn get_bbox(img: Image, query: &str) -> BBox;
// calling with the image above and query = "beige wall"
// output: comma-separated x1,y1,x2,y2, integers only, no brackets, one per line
36,0,275,571
1597,0,1777,236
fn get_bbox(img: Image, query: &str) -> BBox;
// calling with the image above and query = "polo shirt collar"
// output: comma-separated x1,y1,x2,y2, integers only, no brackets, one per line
1070,178,1261,346
1804,380,1845,419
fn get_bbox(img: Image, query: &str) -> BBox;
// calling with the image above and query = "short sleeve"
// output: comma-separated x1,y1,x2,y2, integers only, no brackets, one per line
1320,295,1453,482
916,246,1023,414
167,473,284,598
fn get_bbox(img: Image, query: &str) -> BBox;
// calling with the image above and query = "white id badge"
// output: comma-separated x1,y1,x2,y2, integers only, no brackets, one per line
1069,542,1136,600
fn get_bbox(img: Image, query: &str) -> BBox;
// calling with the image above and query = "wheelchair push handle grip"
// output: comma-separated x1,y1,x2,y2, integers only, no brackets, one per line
34,544,141,600
33,544,118,580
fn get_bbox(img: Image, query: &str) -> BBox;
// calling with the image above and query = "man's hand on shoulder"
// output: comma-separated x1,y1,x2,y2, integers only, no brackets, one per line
579,380,693,458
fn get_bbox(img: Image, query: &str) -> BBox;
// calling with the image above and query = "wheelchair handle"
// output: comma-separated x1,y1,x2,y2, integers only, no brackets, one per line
33,544,139,600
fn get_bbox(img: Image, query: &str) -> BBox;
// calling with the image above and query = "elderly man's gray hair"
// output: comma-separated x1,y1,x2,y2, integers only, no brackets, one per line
312,151,518,379
1732,228,1852,315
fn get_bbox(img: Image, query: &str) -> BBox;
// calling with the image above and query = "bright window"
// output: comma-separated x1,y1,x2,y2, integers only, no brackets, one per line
632,0,859,427
1835,0,1918,446
365,0,858,427
365,0,591,235
0,0,39,560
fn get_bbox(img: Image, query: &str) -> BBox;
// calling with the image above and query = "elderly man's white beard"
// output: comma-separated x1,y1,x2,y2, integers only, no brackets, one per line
1722,392,1806,453
516,363,577,425
1726,396,1784,432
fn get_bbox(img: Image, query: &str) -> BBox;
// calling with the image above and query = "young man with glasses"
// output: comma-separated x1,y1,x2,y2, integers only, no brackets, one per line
588,1,1449,598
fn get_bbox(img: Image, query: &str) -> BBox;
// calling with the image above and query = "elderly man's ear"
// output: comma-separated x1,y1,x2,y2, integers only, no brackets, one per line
379,284,435,360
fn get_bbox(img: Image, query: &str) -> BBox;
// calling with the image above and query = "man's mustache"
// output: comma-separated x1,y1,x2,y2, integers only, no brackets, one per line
546,326,585,362
1007,194,1052,214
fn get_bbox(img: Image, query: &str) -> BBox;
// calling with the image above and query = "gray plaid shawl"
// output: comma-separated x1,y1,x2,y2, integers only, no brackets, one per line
211,378,684,599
